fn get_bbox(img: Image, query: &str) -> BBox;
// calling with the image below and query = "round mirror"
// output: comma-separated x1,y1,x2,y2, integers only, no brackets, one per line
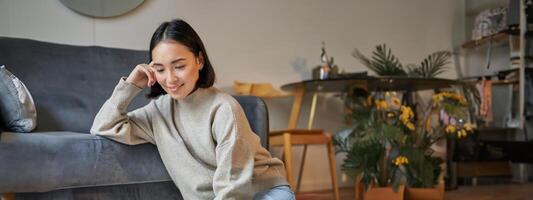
60,0,145,18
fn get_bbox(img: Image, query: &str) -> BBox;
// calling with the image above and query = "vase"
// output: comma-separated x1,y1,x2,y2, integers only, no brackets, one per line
405,183,445,200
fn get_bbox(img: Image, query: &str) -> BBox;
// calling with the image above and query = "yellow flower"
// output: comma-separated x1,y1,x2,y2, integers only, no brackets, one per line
399,106,414,124
445,124,456,134
366,96,373,106
432,93,444,105
392,97,401,107
393,156,409,166
463,123,475,132
425,117,432,131
433,92,468,106
406,122,415,131
400,106,414,116
375,99,388,110
457,129,467,138
387,112,395,118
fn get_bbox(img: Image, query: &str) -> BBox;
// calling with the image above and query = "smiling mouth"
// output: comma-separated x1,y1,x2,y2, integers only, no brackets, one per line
167,83,184,92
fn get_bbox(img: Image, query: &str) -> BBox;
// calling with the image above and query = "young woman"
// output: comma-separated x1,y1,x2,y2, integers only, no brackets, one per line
91,19,294,200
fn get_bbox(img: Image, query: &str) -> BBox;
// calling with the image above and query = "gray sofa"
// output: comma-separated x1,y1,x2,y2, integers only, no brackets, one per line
0,37,269,200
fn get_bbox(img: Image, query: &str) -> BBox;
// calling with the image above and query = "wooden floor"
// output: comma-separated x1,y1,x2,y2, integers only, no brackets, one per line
296,183,533,200
445,183,533,200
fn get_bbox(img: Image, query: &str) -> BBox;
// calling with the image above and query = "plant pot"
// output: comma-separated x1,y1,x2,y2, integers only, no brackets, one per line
405,183,444,200
364,185,405,200
354,178,405,200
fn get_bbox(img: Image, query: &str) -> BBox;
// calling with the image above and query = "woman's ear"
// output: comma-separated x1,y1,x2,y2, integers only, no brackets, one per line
197,52,205,70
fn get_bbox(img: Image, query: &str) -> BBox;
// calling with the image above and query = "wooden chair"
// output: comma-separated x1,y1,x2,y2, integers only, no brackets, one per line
233,81,340,200
1,193,14,200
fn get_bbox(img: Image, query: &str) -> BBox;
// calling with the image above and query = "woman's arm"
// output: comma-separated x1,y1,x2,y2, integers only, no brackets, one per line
211,100,262,200
90,78,155,145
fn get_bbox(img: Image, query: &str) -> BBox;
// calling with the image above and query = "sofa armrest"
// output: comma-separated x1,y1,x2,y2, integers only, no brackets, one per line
0,131,172,193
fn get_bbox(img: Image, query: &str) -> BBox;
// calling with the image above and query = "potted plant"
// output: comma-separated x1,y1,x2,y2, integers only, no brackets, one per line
334,88,474,200
334,43,470,200
334,89,474,199
334,89,407,200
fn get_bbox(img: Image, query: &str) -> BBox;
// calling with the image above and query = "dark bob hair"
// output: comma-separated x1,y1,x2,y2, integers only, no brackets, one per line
146,19,216,98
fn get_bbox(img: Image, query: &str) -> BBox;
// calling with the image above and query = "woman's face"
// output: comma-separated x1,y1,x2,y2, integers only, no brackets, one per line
151,40,203,100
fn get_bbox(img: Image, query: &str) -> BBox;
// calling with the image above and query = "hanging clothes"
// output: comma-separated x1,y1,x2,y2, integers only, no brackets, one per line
478,78,493,125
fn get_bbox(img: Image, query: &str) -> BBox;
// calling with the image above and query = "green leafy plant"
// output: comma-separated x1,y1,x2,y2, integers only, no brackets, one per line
334,88,474,191
352,44,452,78
352,44,407,76
407,51,452,77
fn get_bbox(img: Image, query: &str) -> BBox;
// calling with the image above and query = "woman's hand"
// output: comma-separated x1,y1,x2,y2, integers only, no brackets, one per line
126,62,156,89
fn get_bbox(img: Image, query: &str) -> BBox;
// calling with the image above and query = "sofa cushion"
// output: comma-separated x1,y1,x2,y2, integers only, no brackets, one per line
0,131,172,192
0,65,37,132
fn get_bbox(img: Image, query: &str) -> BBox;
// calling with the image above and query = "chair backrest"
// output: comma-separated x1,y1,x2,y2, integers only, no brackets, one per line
233,81,290,99
233,95,269,149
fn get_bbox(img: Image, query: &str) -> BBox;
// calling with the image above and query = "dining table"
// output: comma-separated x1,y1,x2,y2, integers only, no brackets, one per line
280,76,462,130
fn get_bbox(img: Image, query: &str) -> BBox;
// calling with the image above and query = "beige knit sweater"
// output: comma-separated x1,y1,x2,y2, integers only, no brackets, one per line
90,79,288,200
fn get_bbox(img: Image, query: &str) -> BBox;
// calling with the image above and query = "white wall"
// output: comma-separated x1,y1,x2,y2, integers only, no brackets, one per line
0,0,464,191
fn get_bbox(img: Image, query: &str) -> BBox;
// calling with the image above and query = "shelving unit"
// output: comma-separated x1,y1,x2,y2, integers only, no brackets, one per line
452,0,532,187
461,31,509,49
459,0,528,131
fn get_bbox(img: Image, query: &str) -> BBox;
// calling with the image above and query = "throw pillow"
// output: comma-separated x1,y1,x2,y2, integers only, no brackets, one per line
0,65,37,132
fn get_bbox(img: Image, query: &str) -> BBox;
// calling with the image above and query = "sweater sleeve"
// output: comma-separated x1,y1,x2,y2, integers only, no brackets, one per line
211,100,260,200
90,78,156,145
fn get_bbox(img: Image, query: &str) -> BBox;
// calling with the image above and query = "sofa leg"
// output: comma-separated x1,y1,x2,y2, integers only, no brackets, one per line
1,193,14,200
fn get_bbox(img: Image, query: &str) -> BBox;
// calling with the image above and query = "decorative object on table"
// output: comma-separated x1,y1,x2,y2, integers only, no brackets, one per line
333,87,474,200
471,7,507,41
352,44,452,78
312,42,339,80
